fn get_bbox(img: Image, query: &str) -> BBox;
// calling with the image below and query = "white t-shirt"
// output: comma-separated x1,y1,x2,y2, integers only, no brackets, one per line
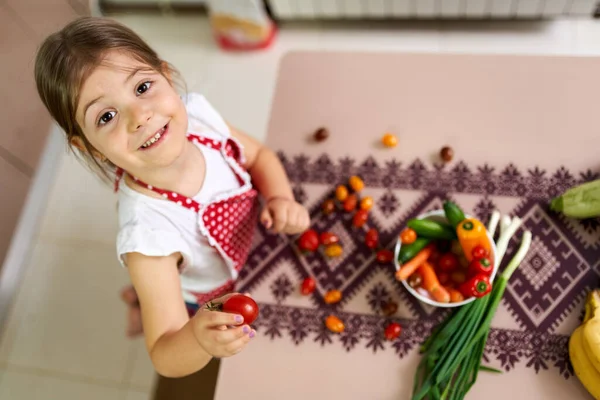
116,93,243,305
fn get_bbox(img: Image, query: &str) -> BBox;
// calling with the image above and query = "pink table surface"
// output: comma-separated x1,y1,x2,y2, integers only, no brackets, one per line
214,52,600,400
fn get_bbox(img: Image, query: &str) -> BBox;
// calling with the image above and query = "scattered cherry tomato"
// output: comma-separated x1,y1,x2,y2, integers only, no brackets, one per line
335,185,349,202
440,146,454,162
450,271,467,285
382,301,398,316
376,249,394,263
324,289,342,304
300,277,316,295
382,133,398,148
400,228,417,245
221,294,259,324
365,228,379,249
352,209,369,227
324,244,343,258
322,199,336,215
348,175,365,192
438,272,450,285
360,196,374,211
471,245,488,260
325,315,345,333
407,273,423,288
468,257,493,277
297,229,319,252
343,194,358,212
320,232,339,246
313,127,329,142
384,322,402,340
438,253,459,272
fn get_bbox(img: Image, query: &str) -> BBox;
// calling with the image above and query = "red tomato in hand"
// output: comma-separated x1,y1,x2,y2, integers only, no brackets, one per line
222,294,259,324
365,228,379,249
384,322,402,340
297,229,319,252
471,245,488,260
438,253,459,272
300,277,316,295
352,209,369,227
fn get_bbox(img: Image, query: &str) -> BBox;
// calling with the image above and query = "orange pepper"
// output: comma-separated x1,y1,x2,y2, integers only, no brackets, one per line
324,289,342,304
456,218,491,262
325,315,345,333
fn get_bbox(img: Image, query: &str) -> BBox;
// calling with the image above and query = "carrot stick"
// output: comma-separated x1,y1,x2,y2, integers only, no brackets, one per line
395,244,434,281
419,261,450,303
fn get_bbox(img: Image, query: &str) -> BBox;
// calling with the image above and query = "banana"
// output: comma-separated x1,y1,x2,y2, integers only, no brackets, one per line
582,290,600,374
569,326,600,399
570,289,600,399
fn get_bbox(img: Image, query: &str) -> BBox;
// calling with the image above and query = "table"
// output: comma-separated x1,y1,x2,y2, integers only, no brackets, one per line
214,51,599,400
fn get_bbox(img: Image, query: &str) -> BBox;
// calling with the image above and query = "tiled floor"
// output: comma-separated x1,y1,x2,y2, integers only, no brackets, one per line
2,9,600,400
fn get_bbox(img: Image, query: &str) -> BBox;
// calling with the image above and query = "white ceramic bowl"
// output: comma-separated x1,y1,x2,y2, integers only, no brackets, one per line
394,210,498,308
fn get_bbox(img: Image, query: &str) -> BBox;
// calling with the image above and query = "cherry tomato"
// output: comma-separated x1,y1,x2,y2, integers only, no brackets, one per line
348,175,365,192
400,228,417,245
440,146,454,162
343,194,358,212
382,301,398,316
352,209,369,227
222,294,259,324
438,272,450,285
300,277,316,295
325,315,345,333
320,232,339,246
471,245,488,260
322,199,336,215
297,229,319,252
324,244,343,258
360,196,374,211
384,322,402,340
438,253,459,272
335,185,349,202
382,133,398,148
407,273,422,288
428,248,442,264
376,249,394,263
450,271,467,285
324,289,342,304
365,228,379,249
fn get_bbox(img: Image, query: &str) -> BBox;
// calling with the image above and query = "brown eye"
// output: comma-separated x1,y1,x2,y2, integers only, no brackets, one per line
98,111,116,126
136,81,152,95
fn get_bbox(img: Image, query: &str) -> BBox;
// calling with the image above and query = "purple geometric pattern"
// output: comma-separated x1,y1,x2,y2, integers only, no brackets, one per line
238,154,600,378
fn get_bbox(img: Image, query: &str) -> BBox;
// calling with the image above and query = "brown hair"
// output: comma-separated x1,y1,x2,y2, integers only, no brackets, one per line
34,16,181,183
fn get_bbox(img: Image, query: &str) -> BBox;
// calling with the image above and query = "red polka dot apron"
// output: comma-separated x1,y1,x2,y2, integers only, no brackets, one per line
115,133,259,308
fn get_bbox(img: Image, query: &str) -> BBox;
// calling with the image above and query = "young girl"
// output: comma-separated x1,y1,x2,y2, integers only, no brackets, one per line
34,16,310,378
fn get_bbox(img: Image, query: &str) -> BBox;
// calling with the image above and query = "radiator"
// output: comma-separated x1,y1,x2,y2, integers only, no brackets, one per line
266,0,598,19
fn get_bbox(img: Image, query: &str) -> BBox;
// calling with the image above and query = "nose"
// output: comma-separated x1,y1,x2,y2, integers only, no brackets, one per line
127,102,153,133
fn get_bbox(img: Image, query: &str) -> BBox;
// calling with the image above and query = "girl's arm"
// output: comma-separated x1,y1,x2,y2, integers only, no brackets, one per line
229,124,310,234
125,252,254,378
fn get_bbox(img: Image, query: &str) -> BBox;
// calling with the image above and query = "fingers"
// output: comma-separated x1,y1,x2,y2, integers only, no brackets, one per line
197,310,244,328
260,207,273,230
223,328,255,355
264,201,311,235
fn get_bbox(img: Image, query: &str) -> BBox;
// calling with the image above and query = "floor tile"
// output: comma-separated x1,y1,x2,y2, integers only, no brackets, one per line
0,369,121,400
127,338,156,391
5,240,133,382
573,19,600,55
440,19,576,55
37,152,119,245
125,389,151,400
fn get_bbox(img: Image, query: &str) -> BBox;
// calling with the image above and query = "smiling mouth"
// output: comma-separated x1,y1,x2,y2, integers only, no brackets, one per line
140,124,168,150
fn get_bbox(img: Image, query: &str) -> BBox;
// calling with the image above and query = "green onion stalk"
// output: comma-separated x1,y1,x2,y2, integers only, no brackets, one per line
412,211,532,400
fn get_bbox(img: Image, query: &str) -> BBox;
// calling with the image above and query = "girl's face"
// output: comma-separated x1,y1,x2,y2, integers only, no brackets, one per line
76,51,188,175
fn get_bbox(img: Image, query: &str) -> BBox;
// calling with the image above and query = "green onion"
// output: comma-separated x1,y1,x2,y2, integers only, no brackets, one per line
410,212,532,400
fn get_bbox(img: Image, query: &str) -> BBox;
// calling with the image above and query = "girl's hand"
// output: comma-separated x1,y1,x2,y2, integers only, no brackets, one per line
191,294,256,358
260,198,310,234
